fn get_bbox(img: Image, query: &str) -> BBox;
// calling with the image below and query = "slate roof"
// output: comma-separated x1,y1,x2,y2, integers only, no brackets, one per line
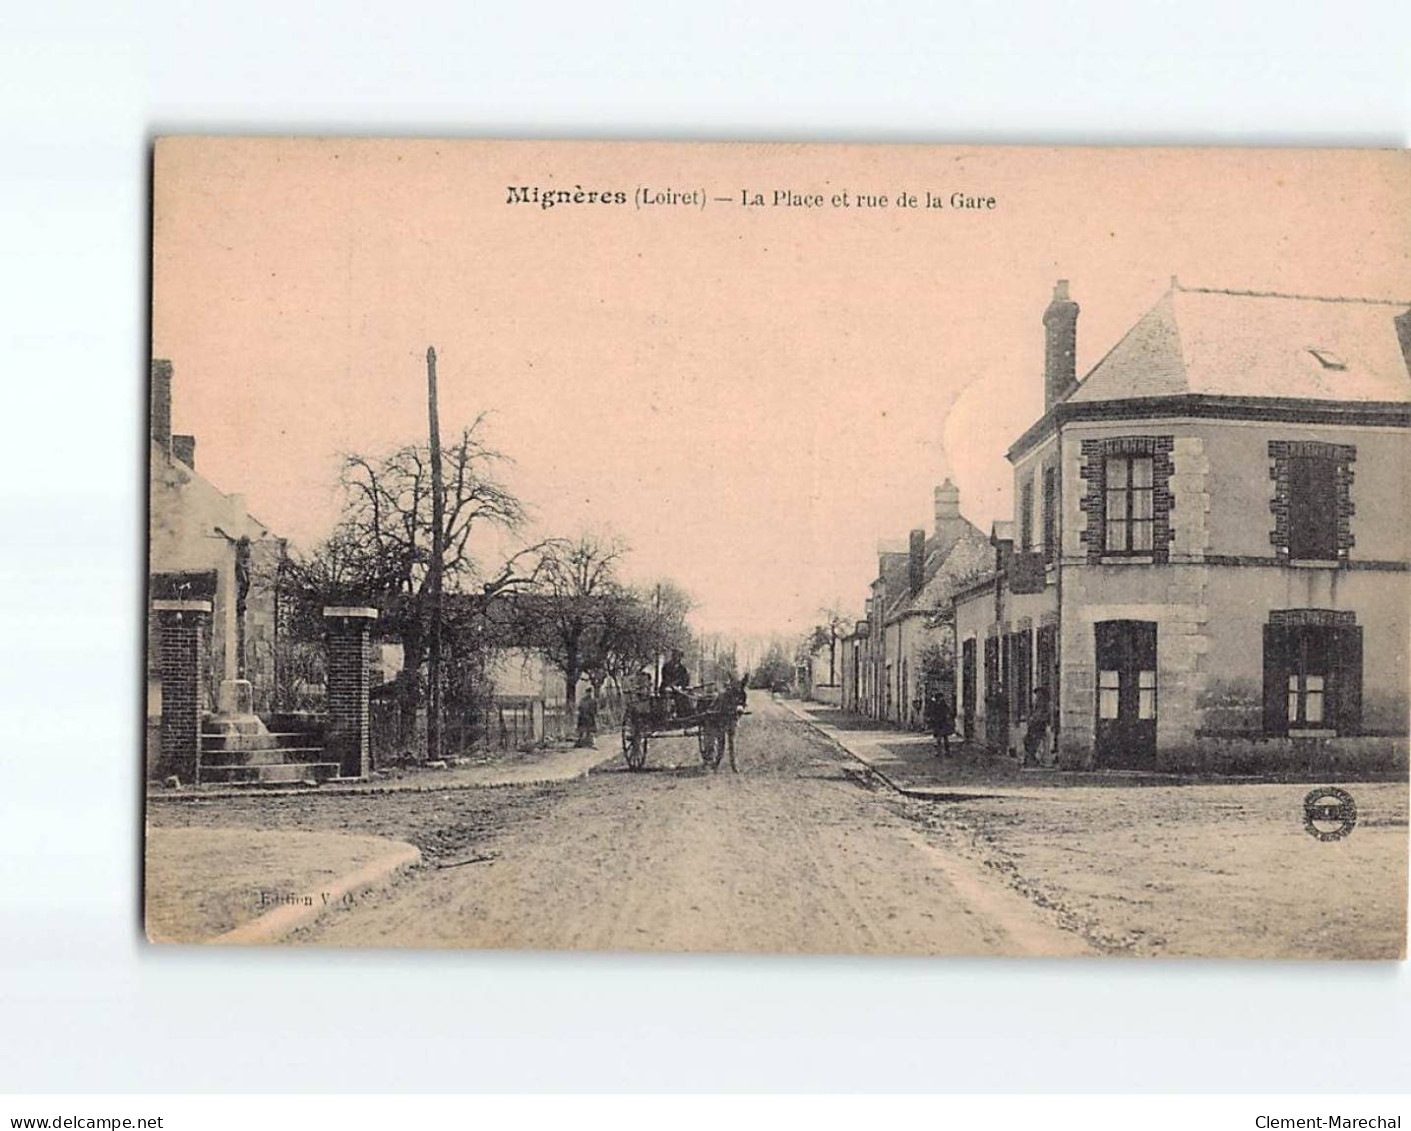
1066,286,1411,406
879,520,990,622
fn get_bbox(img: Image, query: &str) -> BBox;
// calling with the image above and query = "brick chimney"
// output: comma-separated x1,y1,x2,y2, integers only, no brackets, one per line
908,528,926,595
1043,280,1080,410
1395,308,1411,380
172,434,196,469
151,358,173,451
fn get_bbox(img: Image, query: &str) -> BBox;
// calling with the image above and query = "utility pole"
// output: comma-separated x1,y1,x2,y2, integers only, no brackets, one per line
653,583,663,689
426,346,445,763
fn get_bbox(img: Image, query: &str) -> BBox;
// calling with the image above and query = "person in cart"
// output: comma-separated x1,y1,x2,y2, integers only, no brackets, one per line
659,649,691,717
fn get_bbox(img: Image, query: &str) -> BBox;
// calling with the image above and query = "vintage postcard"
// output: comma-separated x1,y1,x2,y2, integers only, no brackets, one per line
146,138,1409,957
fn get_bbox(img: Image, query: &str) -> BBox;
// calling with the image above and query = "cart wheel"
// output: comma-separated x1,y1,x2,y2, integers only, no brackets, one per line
697,728,710,759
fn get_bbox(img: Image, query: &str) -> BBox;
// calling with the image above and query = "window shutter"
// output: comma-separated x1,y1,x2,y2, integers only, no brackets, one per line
1333,626,1363,735
1042,467,1057,562
1262,624,1289,735
1290,456,1337,560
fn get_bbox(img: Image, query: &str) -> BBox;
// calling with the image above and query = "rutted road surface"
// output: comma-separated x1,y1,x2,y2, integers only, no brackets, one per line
295,694,1090,955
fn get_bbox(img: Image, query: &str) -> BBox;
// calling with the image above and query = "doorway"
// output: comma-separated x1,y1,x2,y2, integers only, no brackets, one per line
1094,620,1157,766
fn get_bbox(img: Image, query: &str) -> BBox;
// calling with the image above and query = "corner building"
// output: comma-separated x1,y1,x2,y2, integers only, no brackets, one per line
954,280,1410,771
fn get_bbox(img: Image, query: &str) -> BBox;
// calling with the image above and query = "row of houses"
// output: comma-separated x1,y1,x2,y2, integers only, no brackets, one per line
834,278,1411,772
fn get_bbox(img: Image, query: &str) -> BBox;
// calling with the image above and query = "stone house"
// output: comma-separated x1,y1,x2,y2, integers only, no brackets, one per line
838,617,870,715
147,359,287,774
952,279,1411,771
842,482,989,728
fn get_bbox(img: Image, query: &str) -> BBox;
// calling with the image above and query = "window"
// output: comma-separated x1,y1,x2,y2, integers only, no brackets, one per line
1081,436,1173,563
1042,466,1057,563
1020,477,1034,551
1138,670,1157,720
1288,454,1338,561
1288,672,1325,726
1262,613,1362,735
1098,668,1120,719
1104,454,1155,554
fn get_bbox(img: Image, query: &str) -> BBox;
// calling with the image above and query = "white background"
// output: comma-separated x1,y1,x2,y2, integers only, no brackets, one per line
1,0,1408,1095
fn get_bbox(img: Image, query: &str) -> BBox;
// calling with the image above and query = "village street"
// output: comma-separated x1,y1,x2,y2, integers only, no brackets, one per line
146,692,1407,957
147,694,1090,956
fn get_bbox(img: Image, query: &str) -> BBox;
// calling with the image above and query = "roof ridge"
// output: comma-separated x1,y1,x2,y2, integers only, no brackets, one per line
1176,284,1411,307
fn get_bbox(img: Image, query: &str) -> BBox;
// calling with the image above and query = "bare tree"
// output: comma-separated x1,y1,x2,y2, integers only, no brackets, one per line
278,416,544,751
523,532,628,713
594,580,693,693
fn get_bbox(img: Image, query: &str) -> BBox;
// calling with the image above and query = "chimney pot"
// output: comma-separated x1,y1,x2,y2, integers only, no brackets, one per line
933,478,962,531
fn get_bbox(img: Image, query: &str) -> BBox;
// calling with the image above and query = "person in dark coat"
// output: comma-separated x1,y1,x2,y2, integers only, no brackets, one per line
1024,684,1052,766
659,650,691,717
925,685,956,758
660,650,689,692
575,686,599,748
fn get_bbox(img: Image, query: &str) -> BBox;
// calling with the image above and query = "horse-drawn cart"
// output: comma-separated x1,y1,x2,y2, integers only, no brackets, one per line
620,683,744,771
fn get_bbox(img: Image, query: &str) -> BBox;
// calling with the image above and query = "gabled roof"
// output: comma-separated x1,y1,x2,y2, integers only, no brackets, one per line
1068,286,1411,405
150,438,273,542
880,519,990,622
873,551,909,595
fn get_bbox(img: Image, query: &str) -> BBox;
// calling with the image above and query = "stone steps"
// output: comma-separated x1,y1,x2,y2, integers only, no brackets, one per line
197,761,342,786
198,731,313,753
199,747,328,767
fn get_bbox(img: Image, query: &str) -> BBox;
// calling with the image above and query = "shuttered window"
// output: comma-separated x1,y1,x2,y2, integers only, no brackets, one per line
1288,455,1338,561
1042,466,1057,563
1020,477,1034,552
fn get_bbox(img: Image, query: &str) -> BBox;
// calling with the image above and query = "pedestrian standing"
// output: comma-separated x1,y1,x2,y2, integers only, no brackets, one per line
576,686,599,748
1025,684,1053,767
925,684,955,758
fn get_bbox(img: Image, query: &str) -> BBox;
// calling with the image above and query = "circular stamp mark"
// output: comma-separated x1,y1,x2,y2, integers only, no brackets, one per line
1303,787,1357,842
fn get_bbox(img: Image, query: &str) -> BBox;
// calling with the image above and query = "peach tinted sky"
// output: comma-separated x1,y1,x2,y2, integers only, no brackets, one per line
152,140,1410,637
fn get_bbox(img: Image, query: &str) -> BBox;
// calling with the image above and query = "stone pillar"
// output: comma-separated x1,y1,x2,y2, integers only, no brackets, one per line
323,607,378,779
153,599,212,783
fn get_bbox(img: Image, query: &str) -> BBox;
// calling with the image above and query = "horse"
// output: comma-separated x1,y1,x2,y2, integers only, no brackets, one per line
701,677,748,773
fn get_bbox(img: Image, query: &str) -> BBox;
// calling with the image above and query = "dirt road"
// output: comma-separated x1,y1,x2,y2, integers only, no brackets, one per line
291,694,1090,955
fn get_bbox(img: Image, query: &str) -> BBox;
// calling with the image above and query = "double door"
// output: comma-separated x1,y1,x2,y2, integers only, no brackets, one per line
1094,620,1157,766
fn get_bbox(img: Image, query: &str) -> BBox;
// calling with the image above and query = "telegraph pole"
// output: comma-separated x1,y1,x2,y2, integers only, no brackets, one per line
426,346,445,763
653,583,663,689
